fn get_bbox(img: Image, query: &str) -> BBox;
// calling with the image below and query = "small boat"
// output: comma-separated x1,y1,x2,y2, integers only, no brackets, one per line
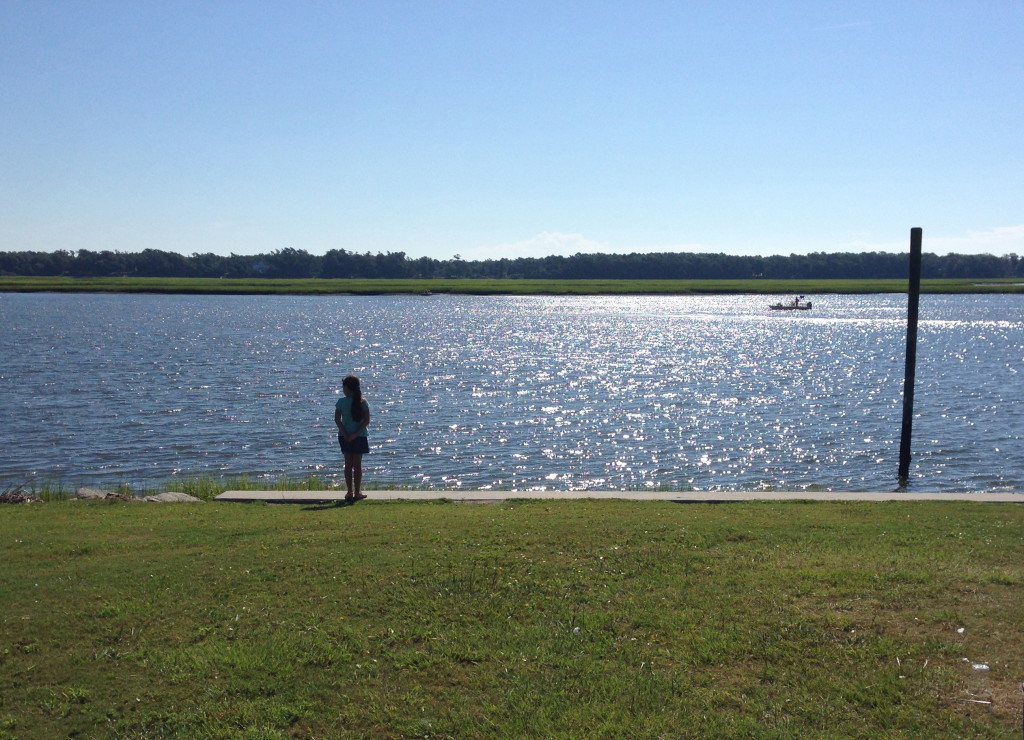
420,290,433,296
769,296,812,311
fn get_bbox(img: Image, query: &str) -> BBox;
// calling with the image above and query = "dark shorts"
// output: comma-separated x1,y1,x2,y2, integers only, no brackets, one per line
339,435,369,455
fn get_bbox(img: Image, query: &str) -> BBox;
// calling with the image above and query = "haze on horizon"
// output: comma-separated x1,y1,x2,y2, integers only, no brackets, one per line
1,2,1022,262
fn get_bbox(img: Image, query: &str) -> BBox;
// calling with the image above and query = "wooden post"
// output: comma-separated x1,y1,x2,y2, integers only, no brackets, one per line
898,228,923,485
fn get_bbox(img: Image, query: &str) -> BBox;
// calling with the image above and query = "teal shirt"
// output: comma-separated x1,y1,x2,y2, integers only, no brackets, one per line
335,396,369,437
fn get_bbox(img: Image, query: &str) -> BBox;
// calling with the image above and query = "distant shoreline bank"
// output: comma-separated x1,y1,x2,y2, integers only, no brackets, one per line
3,276,1024,295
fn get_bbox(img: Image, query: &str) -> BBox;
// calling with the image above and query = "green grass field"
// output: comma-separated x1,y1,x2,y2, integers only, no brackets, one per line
2,499,1021,738
2,275,1023,295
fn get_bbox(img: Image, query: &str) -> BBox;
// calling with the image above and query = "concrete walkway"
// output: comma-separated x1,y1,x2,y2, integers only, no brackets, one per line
215,490,1023,504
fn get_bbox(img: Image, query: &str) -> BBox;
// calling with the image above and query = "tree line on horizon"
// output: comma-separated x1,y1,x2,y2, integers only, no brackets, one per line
0,247,1021,281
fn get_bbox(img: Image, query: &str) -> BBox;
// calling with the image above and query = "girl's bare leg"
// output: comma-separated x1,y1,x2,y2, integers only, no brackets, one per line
344,453,355,495
352,453,363,495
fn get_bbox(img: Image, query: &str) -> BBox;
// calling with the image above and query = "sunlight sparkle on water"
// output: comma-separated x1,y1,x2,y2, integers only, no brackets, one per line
1,293,1022,492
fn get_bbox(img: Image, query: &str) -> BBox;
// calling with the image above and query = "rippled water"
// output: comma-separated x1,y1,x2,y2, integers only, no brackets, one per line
1,292,1021,492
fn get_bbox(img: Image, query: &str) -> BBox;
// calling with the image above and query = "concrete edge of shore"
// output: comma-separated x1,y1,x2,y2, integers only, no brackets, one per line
215,490,1024,504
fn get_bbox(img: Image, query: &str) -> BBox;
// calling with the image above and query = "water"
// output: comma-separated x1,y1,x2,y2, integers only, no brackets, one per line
1,292,1021,493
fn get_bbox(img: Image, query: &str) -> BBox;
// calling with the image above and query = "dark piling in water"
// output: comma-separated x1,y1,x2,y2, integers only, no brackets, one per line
898,227,923,485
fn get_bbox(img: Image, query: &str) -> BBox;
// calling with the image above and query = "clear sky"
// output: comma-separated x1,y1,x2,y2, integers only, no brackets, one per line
2,1,1022,261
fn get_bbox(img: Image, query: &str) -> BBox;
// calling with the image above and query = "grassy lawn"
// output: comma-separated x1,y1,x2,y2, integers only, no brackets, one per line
1,499,1021,738
2,276,1024,295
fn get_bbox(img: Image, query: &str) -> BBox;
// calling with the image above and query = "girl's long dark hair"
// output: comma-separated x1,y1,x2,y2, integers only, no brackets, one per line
344,375,363,422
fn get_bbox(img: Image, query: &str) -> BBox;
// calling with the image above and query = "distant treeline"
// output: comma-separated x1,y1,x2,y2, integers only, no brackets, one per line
1,247,1021,280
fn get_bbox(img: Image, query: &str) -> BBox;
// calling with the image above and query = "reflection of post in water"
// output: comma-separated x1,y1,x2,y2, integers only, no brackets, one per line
898,228,923,486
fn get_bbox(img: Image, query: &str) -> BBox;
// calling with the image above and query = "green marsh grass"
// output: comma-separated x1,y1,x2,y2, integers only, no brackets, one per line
1,500,1021,738
2,276,1023,295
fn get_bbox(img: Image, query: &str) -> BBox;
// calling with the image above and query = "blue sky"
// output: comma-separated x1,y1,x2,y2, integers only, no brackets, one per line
2,1,1022,260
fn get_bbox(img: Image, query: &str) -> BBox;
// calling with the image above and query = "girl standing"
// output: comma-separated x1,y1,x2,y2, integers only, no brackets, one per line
334,374,370,501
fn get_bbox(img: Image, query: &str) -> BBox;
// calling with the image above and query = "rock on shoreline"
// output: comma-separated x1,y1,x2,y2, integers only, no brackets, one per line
75,488,203,503
0,488,41,504
143,491,204,503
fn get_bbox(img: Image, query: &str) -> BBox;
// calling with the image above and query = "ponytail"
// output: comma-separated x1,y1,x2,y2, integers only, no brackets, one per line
344,375,364,422
352,386,363,422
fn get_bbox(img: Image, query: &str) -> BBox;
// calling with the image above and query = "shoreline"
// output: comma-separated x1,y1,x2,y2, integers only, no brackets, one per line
8,482,1021,505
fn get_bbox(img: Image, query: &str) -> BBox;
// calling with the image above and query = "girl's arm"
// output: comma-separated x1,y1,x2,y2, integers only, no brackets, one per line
341,403,370,442
349,403,370,440
334,407,342,430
